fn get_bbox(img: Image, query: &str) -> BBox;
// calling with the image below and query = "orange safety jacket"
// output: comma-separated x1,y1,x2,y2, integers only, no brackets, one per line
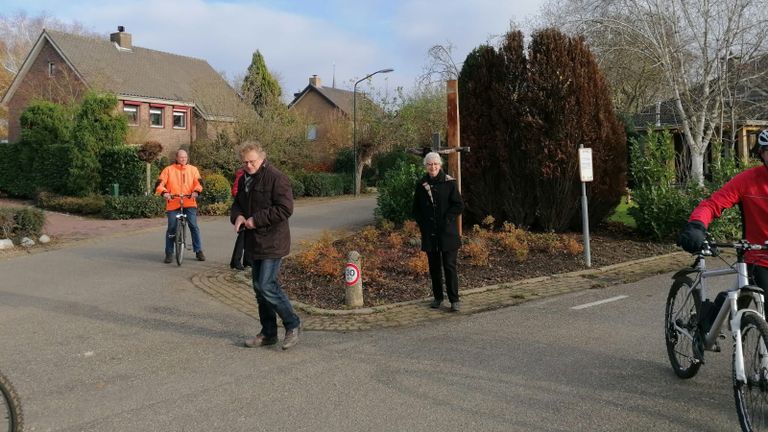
154,163,203,211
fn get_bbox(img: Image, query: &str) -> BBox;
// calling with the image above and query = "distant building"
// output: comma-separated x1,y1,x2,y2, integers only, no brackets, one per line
1,26,243,155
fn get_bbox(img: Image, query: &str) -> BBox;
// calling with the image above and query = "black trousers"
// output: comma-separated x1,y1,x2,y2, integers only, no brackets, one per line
427,249,459,303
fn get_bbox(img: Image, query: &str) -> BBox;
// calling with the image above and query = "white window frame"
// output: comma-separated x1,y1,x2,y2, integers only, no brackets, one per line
149,107,164,128
172,110,187,129
307,124,318,141
123,105,138,125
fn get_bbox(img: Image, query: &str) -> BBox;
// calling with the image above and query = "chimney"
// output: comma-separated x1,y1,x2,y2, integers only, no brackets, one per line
110,26,132,50
309,75,321,87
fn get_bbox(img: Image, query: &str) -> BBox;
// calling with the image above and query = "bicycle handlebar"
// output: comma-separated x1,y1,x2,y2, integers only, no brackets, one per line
697,238,768,257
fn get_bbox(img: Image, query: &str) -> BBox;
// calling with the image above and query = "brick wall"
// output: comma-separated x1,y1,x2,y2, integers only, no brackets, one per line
6,40,87,142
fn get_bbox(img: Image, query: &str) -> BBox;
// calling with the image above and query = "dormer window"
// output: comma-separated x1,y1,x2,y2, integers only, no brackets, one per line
48,62,55,77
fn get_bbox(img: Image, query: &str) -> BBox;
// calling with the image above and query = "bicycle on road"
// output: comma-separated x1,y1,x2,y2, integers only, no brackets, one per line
168,194,193,266
665,236,768,431
0,370,22,432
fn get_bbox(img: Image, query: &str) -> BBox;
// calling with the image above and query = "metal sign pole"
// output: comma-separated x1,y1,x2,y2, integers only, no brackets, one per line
579,145,593,268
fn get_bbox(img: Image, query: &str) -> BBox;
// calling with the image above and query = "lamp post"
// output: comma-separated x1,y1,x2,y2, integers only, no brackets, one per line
353,67,393,196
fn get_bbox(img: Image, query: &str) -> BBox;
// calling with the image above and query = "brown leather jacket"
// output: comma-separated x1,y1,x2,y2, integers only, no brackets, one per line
229,161,293,260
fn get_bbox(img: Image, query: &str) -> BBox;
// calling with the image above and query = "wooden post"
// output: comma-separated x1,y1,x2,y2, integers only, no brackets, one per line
344,251,363,308
446,79,462,236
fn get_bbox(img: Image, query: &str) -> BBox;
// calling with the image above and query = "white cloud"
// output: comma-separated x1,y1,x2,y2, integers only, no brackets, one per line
1,0,547,100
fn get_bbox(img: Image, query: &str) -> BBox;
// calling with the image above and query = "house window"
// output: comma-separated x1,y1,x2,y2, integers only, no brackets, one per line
173,110,187,129
48,62,55,77
149,107,164,127
307,125,317,141
123,105,138,125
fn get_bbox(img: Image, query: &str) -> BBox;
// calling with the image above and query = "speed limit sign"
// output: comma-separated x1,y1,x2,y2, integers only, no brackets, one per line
344,262,360,286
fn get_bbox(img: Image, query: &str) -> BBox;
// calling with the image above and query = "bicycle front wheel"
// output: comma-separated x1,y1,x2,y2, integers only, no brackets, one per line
175,220,185,266
665,276,702,379
0,371,23,432
734,312,768,432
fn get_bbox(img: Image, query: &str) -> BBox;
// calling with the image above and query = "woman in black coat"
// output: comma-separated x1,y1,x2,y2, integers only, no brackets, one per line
412,152,464,312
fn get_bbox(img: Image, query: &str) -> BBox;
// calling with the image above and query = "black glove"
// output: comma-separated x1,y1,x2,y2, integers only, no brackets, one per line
678,220,707,253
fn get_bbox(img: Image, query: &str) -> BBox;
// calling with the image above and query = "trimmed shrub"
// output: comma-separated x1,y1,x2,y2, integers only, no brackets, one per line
200,171,231,205
100,145,145,196
0,207,45,241
289,175,305,198
102,195,165,219
299,172,347,197
36,192,105,215
374,159,422,224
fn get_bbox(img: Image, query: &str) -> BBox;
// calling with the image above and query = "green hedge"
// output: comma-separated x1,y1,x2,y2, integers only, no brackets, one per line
0,207,45,241
102,195,166,219
298,172,349,197
100,145,145,196
289,175,305,197
36,192,105,215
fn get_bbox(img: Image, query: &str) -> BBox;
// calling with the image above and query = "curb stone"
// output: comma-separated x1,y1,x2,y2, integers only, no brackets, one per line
192,251,692,332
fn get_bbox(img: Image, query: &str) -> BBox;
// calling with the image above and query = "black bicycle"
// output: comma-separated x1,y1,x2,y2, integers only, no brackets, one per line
0,371,22,432
168,194,193,266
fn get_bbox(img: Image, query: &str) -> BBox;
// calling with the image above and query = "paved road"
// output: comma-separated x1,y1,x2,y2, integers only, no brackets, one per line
0,196,742,431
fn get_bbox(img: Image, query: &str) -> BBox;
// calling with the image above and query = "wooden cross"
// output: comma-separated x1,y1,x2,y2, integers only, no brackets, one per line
406,80,469,235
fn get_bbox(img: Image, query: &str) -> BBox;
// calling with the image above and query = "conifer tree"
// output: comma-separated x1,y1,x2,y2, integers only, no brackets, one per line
241,50,282,114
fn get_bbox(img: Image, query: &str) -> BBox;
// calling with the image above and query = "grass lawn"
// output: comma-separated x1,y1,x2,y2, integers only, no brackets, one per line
607,197,637,228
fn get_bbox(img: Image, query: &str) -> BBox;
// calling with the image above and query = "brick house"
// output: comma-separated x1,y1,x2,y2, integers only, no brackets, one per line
1,27,242,155
288,75,358,164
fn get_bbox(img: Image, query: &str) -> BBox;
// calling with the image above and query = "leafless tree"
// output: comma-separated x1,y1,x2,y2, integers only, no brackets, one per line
540,0,768,185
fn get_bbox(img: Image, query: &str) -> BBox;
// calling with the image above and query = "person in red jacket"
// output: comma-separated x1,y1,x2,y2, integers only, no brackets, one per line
155,149,205,263
679,128,768,326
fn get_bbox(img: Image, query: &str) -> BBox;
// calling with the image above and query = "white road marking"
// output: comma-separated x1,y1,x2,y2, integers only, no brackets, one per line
571,295,629,310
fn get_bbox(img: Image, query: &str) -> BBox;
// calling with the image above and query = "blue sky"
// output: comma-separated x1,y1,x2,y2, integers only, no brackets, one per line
1,0,547,100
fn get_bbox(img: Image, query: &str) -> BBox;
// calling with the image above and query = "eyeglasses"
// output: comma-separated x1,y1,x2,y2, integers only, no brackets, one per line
243,160,261,166
426,163,441,166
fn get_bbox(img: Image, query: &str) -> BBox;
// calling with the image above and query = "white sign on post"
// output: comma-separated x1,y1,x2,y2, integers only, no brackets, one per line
579,148,593,182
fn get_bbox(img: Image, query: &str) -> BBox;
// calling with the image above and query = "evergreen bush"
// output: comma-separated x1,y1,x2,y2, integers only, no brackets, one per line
36,191,105,215
100,145,145,196
299,172,347,197
374,160,422,224
199,171,231,214
102,195,165,219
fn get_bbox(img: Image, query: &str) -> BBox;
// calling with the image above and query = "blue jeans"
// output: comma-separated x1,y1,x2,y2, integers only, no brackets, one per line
165,207,202,255
251,258,300,337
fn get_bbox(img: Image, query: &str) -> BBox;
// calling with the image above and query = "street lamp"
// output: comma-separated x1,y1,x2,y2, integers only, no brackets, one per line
353,67,394,196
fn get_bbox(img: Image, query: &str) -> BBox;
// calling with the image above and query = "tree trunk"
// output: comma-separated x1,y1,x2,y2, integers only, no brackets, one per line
354,161,364,195
690,150,705,186
146,162,151,196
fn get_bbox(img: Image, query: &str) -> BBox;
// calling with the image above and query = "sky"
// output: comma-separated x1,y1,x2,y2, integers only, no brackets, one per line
1,0,548,101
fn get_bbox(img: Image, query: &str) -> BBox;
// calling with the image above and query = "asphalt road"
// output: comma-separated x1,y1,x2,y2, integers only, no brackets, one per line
0,196,743,431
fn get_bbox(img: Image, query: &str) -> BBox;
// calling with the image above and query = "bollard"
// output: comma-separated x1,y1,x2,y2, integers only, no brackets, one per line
344,251,363,308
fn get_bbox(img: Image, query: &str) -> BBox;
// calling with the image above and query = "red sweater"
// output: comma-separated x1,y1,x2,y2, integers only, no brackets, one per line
690,165,768,266
232,168,244,197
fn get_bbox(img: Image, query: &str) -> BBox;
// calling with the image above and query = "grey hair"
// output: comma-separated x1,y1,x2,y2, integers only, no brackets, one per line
423,152,442,166
238,141,267,159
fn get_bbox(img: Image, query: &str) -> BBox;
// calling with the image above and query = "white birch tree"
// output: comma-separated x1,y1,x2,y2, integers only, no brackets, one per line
541,0,768,185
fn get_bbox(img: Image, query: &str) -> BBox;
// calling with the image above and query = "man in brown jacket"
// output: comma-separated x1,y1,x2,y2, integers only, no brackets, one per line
230,141,301,350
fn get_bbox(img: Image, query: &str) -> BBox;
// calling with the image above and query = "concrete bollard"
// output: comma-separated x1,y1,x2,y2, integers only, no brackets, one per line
344,251,363,308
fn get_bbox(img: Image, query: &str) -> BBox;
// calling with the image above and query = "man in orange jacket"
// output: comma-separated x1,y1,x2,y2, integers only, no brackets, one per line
155,149,205,263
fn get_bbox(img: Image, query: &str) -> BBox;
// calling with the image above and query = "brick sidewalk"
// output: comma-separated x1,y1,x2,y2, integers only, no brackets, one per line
192,251,692,332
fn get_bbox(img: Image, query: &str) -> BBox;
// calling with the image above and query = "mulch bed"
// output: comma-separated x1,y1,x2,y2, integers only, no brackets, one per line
281,223,677,309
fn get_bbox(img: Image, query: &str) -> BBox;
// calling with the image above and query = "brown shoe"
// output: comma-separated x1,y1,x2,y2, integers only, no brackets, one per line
164,253,173,264
244,333,277,348
196,251,206,261
282,327,301,350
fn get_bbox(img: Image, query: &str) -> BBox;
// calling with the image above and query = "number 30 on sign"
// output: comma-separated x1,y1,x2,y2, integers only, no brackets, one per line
344,263,360,285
